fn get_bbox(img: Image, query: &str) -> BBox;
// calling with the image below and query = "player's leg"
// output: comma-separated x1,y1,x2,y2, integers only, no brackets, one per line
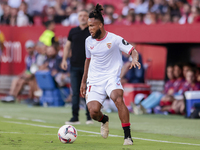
110,89,133,145
87,101,109,138
86,85,109,138
87,101,103,121
80,68,92,123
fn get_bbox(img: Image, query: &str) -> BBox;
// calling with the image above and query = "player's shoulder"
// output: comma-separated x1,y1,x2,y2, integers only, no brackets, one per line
107,32,121,40
85,35,93,43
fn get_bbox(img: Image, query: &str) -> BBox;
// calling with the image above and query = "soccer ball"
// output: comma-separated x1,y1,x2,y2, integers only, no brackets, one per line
58,125,78,143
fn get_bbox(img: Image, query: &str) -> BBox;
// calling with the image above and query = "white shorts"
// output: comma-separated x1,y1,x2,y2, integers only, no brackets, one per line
86,78,123,105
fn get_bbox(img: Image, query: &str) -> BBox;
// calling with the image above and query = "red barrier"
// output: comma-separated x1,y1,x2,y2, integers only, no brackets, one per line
0,24,198,76
123,83,151,107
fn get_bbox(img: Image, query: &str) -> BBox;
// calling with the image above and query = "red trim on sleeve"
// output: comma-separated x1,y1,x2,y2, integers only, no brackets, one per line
86,57,91,59
122,123,131,127
96,31,108,41
128,47,134,55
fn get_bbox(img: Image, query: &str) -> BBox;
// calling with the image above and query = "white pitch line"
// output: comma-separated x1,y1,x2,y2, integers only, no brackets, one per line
0,131,98,137
18,117,29,120
2,121,200,146
4,121,57,128
31,119,46,123
3,115,12,119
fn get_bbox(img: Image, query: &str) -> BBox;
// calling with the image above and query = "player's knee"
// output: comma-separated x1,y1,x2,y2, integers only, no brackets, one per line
114,96,124,108
89,109,100,120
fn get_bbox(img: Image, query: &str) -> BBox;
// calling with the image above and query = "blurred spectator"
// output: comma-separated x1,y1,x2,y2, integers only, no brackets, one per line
61,6,73,26
162,13,171,24
39,20,57,46
169,63,185,94
182,69,200,92
54,0,67,16
172,14,181,23
170,69,200,114
1,40,38,102
85,2,95,13
168,0,181,19
192,0,200,7
158,63,185,113
62,1,86,25
135,0,149,14
17,2,29,26
114,14,124,25
0,2,3,17
121,0,136,16
179,3,191,24
0,3,10,25
17,1,33,25
133,65,175,114
9,7,18,26
188,6,200,23
103,4,116,24
122,9,135,25
43,3,66,24
43,6,56,22
35,41,47,69
176,0,185,14
134,13,144,24
182,62,196,78
39,44,69,87
196,67,200,82
143,12,157,24
149,0,168,14
62,8,78,26
24,0,47,16
8,0,21,9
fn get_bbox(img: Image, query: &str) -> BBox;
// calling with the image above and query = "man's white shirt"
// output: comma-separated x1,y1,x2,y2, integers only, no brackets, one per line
85,31,134,85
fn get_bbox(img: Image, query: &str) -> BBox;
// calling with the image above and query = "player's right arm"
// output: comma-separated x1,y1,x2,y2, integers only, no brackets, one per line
80,58,90,98
80,38,91,98
61,40,71,70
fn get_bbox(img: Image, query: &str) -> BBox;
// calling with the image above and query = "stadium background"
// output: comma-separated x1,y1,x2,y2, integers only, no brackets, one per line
1,24,200,93
1,0,200,84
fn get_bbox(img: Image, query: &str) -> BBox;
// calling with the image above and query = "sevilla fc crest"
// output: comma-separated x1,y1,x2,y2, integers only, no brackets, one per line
107,43,112,49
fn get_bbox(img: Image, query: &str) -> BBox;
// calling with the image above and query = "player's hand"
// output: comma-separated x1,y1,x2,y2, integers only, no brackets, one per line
80,82,86,98
129,59,141,69
61,60,68,70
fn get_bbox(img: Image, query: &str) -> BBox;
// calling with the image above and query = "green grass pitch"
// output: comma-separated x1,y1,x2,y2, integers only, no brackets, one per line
0,102,200,150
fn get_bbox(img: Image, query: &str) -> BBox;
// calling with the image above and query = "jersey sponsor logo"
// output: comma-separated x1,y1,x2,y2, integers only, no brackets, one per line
122,39,129,45
116,81,121,86
90,46,94,49
107,43,112,49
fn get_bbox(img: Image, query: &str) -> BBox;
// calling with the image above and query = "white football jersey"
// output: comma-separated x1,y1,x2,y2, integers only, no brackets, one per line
85,31,134,85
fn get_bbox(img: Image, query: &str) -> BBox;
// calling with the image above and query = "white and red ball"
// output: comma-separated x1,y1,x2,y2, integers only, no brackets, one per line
58,125,77,143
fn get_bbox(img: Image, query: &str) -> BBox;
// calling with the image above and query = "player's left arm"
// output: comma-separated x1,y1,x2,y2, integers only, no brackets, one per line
129,48,141,69
118,36,141,70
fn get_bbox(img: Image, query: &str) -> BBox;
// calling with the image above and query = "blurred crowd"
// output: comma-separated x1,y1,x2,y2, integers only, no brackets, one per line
133,62,200,115
0,0,200,26
0,19,144,104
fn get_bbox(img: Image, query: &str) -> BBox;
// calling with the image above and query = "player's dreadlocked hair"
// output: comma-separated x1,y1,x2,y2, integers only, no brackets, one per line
89,4,104,25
